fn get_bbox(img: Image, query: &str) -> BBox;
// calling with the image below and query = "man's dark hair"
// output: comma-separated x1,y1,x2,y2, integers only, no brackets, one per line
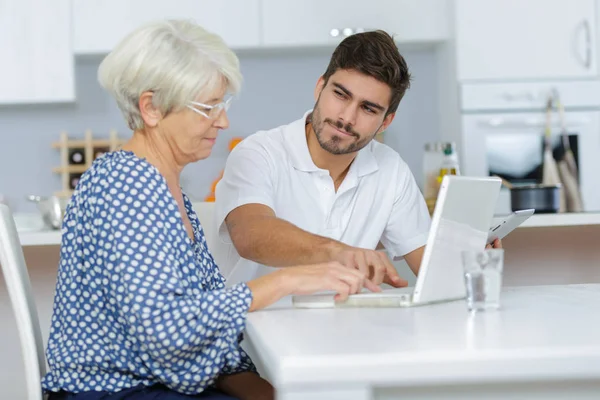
322,30,411,115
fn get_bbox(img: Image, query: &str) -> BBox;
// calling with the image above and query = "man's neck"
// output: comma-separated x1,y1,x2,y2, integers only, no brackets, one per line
305,122,357,190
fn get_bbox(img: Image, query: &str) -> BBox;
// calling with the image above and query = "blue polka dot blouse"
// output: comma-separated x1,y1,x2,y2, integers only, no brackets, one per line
42,150,256,395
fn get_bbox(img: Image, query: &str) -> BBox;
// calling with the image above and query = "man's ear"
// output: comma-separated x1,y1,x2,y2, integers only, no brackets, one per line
314,76,326,101
378,112,396,133
138,91,162,128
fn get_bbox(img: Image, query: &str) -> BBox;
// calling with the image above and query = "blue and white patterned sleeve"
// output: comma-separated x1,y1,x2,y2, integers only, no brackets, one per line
220,334,256,376
93,158,256,394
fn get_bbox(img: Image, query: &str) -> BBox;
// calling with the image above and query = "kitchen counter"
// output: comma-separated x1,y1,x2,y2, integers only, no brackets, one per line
12,205,600,288
14,212,61,246
16,208,600,247
497,211,600,228
244,284,600,399
18,230,62,247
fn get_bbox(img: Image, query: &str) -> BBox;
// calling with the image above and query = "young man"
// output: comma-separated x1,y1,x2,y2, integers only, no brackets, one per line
215,30,498,289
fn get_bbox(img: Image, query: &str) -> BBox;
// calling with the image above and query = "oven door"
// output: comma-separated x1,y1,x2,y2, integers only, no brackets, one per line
462,111,600,212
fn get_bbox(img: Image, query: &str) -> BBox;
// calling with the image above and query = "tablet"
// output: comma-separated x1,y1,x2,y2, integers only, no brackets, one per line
487,209,535,244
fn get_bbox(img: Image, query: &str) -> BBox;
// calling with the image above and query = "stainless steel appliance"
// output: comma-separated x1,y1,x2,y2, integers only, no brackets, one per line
459,80,600,213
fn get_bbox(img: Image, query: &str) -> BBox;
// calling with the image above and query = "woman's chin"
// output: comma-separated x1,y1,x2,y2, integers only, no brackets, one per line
193,148,213,162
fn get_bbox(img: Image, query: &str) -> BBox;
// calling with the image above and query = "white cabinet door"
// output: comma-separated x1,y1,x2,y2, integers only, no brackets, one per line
0,0,74,104
456,0,597,81
261,0,448,48
73,0,261,54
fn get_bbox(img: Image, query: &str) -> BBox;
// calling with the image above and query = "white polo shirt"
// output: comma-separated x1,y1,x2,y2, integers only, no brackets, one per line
215,110,431,284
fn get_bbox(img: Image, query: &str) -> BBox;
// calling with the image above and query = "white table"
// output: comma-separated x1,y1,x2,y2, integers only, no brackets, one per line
244,284,600,400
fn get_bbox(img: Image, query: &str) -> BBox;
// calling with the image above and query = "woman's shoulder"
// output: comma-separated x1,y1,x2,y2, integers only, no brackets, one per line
88,150,159,179
78,150,164,192
74,150,169,209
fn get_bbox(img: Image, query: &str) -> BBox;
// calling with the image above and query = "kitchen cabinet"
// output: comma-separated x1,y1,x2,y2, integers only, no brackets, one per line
456,0,597,81
72,0,261,54
0,0,74,104
260,0,449,48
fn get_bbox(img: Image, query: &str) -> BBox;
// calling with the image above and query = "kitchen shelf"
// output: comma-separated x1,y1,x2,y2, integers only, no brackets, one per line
52,129,125,197
54,190,75,198
52,165,88,173
50,139,124,149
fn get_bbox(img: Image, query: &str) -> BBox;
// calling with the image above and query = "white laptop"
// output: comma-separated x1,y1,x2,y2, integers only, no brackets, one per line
292,175,502,308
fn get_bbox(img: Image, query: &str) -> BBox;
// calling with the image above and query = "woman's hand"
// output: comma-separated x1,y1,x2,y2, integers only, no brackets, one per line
284,261,378,301
246,261,373,311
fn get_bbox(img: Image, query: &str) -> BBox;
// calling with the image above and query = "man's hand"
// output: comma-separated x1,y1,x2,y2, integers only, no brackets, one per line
331,245,408,288
216,372,274,400
486,238,503,249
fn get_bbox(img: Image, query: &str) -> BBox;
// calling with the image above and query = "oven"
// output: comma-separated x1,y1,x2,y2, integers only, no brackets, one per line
460,81,600,214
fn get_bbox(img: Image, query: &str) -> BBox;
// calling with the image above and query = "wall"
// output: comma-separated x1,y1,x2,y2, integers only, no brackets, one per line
0,48,440,212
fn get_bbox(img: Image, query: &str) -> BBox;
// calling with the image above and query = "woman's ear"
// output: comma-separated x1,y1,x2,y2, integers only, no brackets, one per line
138,91,162,128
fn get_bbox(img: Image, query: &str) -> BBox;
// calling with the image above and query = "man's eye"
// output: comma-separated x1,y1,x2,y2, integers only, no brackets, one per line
363,105,375,113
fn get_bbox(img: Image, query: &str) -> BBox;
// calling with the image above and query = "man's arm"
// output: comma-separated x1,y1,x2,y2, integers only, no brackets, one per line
216,144,340,267
225,203,341,267
225,204,406,288
402,246,425,276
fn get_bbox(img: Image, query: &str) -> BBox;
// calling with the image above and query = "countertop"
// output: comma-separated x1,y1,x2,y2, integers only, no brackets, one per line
246,284,600,391
15,206,600,247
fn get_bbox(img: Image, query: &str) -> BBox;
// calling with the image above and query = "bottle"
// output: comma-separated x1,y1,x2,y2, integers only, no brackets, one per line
69,173,83,190
437,142,460,182
423,142,445,215
69,148,85,165
425,142,460,215
93,146,110,160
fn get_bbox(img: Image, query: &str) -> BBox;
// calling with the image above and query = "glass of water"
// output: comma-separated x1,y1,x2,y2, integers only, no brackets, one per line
461,249,504,311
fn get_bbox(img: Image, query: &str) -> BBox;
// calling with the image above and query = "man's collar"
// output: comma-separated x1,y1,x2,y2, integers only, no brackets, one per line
284,109,379,177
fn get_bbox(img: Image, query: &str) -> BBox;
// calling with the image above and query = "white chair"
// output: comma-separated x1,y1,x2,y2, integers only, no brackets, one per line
0,204,46,400
193,202,240,283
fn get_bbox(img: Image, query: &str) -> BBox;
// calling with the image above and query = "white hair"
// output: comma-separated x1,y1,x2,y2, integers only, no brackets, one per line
98,19,242,130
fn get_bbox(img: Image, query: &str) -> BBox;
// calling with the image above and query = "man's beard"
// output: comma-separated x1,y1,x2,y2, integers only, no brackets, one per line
311,99,379,155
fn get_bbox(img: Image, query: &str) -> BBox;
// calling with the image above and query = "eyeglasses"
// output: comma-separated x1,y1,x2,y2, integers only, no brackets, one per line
186,97,232,119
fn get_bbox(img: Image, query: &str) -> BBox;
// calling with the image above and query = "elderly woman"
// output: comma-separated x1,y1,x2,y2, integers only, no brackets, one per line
41,20,369,400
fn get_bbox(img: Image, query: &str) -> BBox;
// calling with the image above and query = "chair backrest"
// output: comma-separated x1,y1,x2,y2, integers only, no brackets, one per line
193,202,240,282
0,204,45,400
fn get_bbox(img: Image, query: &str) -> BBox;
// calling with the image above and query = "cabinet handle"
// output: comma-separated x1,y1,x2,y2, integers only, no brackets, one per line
583,19,592,69
575,19,592,69
479,116,589,129
500,92,536,102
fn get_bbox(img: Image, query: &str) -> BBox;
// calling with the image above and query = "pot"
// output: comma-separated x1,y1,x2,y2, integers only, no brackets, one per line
510,184,561,214
27,195,69,230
